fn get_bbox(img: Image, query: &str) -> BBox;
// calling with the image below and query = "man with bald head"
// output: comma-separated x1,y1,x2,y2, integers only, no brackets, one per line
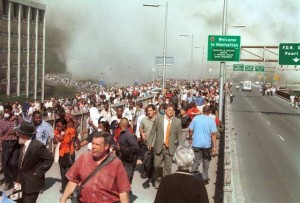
117,118,140,185
188,105,217,185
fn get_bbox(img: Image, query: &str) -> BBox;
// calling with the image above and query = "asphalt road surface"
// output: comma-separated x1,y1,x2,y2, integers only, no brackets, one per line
229,85,300,203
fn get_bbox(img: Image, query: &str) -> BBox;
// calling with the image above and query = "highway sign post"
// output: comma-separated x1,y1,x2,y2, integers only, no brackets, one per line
279,43,300,65
207,35,241,62
233,64,244,71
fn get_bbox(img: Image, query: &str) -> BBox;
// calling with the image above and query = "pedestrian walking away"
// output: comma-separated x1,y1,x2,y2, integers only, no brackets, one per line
154,145,209,203
117,118,140,185
189,106,217,185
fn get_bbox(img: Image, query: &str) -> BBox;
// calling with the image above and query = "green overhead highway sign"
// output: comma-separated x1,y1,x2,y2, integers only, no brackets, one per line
279,43,300,65
233,64,244,71
208,35,241,62
232,64,264,72
255,65,265,72
245,65,254,71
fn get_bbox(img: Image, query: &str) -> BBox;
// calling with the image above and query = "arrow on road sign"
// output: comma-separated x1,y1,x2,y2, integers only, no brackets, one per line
293,57,300,63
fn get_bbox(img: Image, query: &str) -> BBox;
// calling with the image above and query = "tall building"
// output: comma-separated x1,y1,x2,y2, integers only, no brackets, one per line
0,0,45,100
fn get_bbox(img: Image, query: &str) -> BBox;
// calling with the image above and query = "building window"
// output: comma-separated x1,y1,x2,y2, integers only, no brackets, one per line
31,8,36,22
12,3,18,19
39,10,44,23
23,6,28,20
2,0,8,16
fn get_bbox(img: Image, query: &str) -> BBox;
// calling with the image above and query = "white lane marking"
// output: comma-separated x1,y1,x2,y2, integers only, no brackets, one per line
278,135,285,141
266,121,270,125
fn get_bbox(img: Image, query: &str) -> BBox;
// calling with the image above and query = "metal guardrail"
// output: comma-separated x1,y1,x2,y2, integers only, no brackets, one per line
44,95,154,151
223,97,233,203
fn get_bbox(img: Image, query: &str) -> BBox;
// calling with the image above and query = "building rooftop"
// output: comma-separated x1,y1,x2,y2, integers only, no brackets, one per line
9,0,46,10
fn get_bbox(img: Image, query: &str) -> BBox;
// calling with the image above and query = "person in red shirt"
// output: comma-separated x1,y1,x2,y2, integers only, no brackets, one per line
60,131,130,203
186,101,200,119
54,118,80,193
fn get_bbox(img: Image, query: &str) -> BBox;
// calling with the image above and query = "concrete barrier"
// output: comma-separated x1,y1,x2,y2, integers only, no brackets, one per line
223,98,233,203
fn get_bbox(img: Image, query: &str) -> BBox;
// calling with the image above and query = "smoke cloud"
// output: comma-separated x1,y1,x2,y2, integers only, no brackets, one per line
39,0,300,85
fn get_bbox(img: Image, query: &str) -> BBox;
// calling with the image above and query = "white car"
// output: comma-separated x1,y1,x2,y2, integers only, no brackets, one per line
242,81,252,91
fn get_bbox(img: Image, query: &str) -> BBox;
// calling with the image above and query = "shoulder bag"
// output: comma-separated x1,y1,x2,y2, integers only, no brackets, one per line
71,154,116,203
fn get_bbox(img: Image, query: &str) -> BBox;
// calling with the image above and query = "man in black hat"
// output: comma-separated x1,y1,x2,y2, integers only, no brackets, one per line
15,121,54,203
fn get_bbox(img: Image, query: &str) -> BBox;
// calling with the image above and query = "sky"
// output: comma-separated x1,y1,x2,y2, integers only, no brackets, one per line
39,0,300,85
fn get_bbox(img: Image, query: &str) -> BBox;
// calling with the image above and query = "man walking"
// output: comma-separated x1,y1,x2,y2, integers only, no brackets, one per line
32,111,54,147
139,104,157,179
118,118,140,184
189,106,217,185
148,103,183,188
0,105,21,191
16,121,54,202
60,131,130,203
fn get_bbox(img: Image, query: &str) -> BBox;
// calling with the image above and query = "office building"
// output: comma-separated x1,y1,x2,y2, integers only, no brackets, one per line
0,0,45,100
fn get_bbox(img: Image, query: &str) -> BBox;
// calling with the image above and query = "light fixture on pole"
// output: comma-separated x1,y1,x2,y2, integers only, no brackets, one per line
179,34,193,84
225,25,246,35
143,2,168,94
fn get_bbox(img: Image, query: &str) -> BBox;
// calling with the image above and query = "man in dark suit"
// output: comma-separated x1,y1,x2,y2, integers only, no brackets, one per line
148,103,183,188
15,121,54,203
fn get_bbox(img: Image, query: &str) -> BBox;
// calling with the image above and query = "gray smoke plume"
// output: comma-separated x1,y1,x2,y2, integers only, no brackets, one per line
39,0,300,85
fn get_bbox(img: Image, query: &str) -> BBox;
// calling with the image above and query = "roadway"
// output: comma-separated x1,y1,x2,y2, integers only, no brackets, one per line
229,85,300,203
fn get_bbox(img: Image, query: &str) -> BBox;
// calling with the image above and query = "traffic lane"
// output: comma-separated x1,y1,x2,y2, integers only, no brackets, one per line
232,111,300,203
248,86,300,144
230,89,300,202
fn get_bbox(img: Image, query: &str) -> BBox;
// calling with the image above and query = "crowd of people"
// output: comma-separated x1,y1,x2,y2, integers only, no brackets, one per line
0,77,225,203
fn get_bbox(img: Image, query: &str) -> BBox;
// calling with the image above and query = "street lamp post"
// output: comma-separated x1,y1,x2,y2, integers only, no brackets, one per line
179,34,193,84
194,46,205,79
219,0,246,121
218,0,228,122
144,2,168,94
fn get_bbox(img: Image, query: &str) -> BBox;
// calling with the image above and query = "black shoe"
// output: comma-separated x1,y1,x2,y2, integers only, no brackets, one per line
3,182,13,191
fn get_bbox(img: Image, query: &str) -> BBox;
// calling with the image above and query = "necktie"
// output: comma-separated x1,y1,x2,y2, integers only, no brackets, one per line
165,120,171,147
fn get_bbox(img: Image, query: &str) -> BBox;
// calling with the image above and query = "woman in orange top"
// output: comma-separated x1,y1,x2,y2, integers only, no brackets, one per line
54,118,79,193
